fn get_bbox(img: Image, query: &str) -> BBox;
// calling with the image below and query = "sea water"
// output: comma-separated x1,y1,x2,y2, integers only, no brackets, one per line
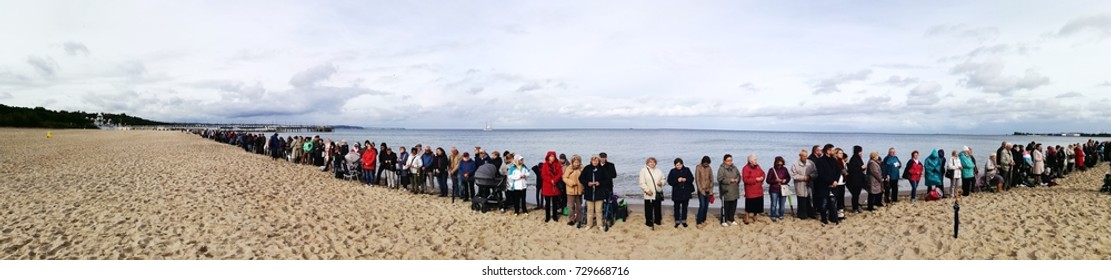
298,129,1108,201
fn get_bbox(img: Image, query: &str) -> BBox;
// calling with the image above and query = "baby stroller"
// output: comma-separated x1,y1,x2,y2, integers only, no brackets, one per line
472,164,502,213
342,159,362,181
1101,174,1111,194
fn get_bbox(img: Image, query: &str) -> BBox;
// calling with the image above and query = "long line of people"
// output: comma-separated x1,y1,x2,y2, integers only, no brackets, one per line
190,129,1111,231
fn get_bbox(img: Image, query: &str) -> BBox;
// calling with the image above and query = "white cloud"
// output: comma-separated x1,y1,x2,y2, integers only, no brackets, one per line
738,82,761,92
878,75,920,87
289,63,337,88
1,1,1109,133
907,81,942,106
812,69,872,95
925,24,999,41
950,59,1050,96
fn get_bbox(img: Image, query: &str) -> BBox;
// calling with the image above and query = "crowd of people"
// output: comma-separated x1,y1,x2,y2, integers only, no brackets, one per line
190,129,1111,231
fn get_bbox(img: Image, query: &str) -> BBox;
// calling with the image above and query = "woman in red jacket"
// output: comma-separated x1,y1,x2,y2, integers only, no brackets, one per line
362,145,377,185
741,154,766,225
541,151,564,223
905,151,924,203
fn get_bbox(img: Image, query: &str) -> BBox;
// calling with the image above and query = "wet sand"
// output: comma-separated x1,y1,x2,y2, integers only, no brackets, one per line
2,128,1110,259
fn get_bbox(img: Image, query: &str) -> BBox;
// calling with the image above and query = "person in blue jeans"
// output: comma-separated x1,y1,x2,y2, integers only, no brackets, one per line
765,156,791,222
694,156,714,229
667,158,694,228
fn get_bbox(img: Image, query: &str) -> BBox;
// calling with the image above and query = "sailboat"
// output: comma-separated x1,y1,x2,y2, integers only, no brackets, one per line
483,122,493,132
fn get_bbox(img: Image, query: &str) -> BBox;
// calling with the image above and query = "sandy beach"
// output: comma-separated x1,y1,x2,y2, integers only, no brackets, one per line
2,128,1110,260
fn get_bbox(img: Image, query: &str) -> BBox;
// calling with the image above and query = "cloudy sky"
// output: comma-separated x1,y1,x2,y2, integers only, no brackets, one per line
2,0,1110,133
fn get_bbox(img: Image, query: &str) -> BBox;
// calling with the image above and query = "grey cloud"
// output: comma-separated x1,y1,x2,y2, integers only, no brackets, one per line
738,82,761,92
949,59,1049,96
26,56,59,78
906,81,942,106
289,63,337,88
873,63,929,69
517,82,542,92
63,42,90,56
863,95,891,104
466,87,484,95
812,69,871,95
925,24,999,41
878,75,920,87
118,61,147,79
0,92,11,99
1056,14,1111,37
500,24,526,35
1057,91,1083,98
1097,81,1111,87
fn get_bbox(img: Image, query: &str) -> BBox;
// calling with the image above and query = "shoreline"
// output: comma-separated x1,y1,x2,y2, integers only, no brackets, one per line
4,128,1111,260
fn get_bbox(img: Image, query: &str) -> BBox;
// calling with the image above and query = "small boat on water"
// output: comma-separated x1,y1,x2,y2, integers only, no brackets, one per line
483,122,493,132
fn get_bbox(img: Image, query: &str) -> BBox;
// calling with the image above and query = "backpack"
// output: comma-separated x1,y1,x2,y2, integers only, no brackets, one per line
925,188,942,201
616,199,628,222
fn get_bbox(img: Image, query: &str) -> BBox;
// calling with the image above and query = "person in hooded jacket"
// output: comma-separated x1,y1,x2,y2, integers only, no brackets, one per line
716,154,741,226
668,158,695,228
541,151,564,223
639,157,666,230
766,156,791,222
924,149,944,197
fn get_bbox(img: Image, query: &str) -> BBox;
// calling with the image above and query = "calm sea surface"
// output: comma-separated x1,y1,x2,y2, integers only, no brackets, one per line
300,129,1109,199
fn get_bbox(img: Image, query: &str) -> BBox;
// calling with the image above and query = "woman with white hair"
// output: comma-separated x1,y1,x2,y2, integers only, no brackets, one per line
639,157,666,230
741,154,766,224
948,150,963,197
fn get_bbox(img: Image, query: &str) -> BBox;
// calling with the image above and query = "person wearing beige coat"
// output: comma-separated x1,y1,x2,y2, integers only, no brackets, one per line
866,152,884,211
639,157,667,230
562,155,584,227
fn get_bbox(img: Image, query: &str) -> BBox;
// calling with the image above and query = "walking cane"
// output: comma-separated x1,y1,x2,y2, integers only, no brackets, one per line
787,196,795,215
953,196,960,239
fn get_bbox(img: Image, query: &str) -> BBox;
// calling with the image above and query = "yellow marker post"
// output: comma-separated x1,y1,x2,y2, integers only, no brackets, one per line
46,131,52,139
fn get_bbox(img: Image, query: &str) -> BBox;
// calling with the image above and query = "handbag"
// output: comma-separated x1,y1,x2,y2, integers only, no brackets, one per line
944,169,953,179
709,194,716,204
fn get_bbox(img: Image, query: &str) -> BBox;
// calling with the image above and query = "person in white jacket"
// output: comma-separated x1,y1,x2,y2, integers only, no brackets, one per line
406,147,424,194
947,150,962,198
506,157,531,216
639,157,666,230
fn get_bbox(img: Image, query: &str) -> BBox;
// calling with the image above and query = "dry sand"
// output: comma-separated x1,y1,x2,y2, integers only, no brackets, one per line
2,128,1111,260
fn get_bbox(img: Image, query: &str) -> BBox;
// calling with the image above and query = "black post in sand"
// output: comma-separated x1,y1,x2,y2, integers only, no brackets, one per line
953,200,960,239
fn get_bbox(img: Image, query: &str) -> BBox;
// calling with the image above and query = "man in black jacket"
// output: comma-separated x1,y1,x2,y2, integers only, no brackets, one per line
815,144,841,225
847,145,866,213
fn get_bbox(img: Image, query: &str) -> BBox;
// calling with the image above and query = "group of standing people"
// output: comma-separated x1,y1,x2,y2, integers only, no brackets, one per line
192,129,1111,231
